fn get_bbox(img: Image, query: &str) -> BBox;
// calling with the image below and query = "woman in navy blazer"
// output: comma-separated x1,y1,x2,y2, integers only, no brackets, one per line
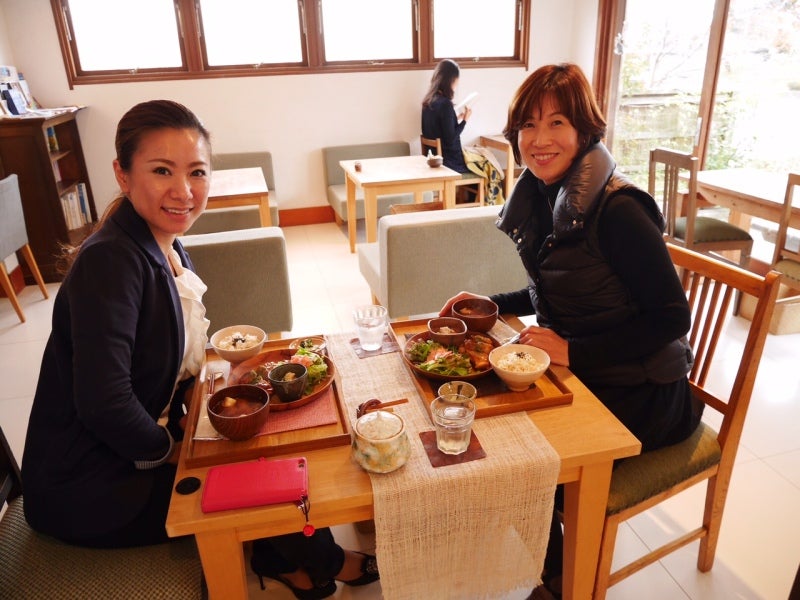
22,100,378,599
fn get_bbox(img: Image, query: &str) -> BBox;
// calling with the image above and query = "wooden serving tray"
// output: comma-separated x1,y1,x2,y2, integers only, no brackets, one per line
389,319,573,419
182,337,351,469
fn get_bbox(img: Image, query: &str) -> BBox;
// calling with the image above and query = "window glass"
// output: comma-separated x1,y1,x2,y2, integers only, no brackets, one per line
707,0,800,174
200,0,304,66
67,0,182,71
320,0,413,61
433,0,517,58
609,0,714,187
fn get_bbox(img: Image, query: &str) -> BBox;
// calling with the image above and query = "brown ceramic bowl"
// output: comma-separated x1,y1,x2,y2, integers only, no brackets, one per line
267,363,309,403
207,384,270,441
451,298,499,332
427,317,467,346
427,156,443,168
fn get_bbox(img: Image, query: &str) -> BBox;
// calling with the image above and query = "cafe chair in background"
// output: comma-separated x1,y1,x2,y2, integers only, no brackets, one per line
0,173,49,324
180,226,293,339
649,148,753,271
769,172,800,293
593,243,780,600
420,135,485,207
208,150,280,226
0,425,206,600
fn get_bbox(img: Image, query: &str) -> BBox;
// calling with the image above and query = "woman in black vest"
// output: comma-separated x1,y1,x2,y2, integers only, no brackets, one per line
440,63,703,598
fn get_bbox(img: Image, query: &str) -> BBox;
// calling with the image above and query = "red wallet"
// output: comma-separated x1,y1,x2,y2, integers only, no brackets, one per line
200,456,308,513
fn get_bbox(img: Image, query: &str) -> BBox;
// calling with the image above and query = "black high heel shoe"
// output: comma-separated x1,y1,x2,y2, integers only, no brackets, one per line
339,551,380,587
250,549,336,599
254,571,336,600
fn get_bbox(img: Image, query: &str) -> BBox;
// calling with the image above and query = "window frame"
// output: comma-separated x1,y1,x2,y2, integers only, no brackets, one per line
51,0,530,88
593,0,728,169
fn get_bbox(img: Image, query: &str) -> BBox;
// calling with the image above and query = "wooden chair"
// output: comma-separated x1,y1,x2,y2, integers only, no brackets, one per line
593,243,781,600
420,135,485,207
649,148,753,269
0,173,49,323
769,172,800,293
0,425,206,599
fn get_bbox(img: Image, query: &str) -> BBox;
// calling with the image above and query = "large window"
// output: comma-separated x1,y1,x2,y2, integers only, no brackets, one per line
51,0,529,86
597,0,800,187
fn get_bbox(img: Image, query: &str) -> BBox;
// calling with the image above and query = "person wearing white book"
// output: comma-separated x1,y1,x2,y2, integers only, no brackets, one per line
421,59,472,174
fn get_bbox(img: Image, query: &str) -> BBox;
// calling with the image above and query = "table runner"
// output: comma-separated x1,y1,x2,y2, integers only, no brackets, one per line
328,330,560,600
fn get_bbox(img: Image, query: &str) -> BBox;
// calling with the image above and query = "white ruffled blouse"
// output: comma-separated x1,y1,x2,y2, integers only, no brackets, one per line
169,248,210,382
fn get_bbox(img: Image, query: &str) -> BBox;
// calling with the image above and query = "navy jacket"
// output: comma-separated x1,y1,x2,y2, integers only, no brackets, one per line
421,93,468,173
22,199,192,540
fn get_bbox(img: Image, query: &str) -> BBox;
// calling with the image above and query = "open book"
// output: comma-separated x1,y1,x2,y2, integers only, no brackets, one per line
454,91,478,114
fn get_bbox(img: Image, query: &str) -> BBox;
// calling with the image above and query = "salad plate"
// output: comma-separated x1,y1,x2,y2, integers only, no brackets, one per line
229,348,335,411
401,331,498,382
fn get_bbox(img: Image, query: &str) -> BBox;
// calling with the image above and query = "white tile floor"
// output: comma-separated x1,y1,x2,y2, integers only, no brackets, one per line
1,221,799,599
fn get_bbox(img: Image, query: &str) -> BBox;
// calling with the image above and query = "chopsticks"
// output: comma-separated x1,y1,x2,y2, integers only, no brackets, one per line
356,398,408,418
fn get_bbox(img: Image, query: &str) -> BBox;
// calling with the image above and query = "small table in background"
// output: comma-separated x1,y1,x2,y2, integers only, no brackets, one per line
208,167,271,227
340,155,462,253
696,168,796,230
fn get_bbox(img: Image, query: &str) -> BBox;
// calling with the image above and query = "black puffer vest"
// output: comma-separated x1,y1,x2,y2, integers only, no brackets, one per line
496,143,692,386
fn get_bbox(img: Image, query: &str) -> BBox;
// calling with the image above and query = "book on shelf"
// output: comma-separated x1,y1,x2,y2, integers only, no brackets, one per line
61,190,86,230
77,182,91,224
46,126,59,152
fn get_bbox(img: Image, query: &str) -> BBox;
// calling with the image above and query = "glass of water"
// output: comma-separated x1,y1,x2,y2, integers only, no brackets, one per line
430,394,476,455
353,305,388,351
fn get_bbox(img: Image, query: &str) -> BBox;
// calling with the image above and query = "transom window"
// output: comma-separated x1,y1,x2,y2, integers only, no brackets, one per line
51,0,529,86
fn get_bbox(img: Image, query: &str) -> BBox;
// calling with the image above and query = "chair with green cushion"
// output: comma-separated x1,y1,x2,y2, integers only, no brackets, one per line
0,425,206,600
770,172,800,293
593,243,781,600
649,148,753,270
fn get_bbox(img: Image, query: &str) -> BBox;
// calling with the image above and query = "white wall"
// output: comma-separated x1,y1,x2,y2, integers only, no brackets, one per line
0,0,598,217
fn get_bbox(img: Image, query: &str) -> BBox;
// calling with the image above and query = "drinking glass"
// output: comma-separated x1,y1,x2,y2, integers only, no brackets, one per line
353,305,388,351
430,394,476,455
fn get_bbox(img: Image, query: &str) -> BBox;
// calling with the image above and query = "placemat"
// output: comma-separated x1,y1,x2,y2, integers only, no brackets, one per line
418,430,486,467
349,333,400,358
328,332,560,600
194,387,338,440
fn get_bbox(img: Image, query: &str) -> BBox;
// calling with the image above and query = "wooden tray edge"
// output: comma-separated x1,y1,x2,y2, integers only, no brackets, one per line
183,336,352,469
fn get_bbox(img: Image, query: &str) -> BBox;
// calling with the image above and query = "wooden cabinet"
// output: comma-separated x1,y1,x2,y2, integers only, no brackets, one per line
0,108,96,282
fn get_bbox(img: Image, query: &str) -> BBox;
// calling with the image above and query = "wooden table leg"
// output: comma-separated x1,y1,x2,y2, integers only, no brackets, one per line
257,192,272,226
196,530,249,600
561,461,614,600
346,175,357,253
364,189,378,244
442,180,457,209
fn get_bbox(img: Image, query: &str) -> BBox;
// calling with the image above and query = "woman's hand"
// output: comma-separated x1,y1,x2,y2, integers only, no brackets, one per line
439,291,489,317
518,325,569,366
458,105,472,123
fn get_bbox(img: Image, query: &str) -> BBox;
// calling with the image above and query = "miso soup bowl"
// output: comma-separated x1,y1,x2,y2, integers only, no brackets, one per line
207,384,270,441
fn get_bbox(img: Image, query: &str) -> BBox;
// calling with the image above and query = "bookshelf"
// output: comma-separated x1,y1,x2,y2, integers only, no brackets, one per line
0,107,96,282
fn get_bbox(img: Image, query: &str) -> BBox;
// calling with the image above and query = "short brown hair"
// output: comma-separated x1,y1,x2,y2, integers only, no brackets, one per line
503,63,606,165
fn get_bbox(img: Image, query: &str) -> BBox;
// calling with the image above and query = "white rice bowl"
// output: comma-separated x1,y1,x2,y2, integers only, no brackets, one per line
210,325,266,363
489,344,550,392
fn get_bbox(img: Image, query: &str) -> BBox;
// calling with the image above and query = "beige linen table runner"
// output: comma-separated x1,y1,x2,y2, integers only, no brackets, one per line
328,329,560,600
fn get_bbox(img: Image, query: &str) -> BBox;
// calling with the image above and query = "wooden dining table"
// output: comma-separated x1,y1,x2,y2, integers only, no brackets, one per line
696,168,797,230
340,155,462,253
207,167,272,227
166,318,640,600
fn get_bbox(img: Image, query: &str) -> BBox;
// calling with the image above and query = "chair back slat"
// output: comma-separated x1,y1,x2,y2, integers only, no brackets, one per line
669,244,781,450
